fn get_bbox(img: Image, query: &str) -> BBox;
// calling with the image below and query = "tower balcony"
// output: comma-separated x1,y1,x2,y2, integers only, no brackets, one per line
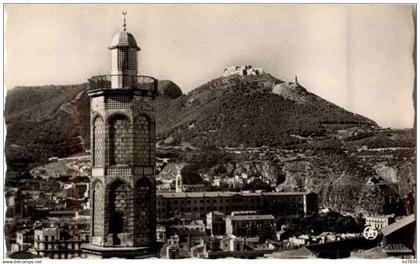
88,75,158,97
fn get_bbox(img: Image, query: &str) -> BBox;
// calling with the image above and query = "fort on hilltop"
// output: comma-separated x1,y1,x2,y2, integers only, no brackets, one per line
223,65,265,77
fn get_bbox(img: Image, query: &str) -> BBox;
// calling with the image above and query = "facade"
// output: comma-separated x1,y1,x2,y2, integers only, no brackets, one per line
156,191,318,221
84,15,158,253
11,229,33,253
34,227,87,259
365,215,395,231
206,211,226,236
225,212,276,238
171,220,206,233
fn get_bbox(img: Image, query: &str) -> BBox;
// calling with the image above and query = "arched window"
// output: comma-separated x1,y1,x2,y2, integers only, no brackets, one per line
93,116,104,167
108,180,131,242
109,114,130,166
135,177,153,244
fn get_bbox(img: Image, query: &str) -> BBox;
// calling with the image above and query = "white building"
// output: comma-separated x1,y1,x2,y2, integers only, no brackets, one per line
223,65,265,77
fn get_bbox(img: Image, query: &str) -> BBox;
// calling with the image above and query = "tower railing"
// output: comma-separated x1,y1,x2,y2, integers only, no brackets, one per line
88,74,158,95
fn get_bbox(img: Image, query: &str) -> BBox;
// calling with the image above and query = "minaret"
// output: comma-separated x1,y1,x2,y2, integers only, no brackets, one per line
83,12,158,257
175,166,183,193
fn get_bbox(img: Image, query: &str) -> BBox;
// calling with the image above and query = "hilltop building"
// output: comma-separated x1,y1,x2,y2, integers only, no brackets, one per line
82,12,159,258
223,65,264,77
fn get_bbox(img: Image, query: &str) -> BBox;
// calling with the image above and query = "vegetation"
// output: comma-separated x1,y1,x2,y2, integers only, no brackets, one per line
292,211,365,236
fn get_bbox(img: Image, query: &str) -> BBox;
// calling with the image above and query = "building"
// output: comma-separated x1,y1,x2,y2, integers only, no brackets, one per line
34,227,87,259
225,212,276,239
171,220,206,233
206,211,226,236
156,191,318,222
156,225,167,242
350,214,415,259
203,234,274,259
175,167,183,193
160,230,208,259
82,12,159,257
10,229,33,253
219,235,245,251
175,166,208,193
365,215,395,231
223,65,265,77
163,235,180,259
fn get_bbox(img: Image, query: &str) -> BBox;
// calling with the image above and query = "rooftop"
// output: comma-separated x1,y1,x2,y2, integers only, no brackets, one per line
383,243,413,253
157,191,309,199
109,31,140,51
230,214,275,221
381,214,415,236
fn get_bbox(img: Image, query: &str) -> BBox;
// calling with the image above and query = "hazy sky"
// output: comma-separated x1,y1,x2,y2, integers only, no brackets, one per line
5,4,415,128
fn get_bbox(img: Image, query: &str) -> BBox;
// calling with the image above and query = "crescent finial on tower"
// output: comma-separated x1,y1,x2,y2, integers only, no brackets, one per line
122,11,127,31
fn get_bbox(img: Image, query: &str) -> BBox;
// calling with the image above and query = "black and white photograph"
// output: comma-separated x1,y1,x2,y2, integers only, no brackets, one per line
2,3,416,260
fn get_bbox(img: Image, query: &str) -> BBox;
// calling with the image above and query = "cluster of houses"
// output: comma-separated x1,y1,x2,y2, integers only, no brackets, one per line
158,210,278,259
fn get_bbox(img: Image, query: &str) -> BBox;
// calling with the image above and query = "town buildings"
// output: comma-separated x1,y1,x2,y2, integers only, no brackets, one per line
33,227,87,259
156,191,318,222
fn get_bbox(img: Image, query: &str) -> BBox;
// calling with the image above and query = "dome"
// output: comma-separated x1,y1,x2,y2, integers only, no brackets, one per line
109,31,140,50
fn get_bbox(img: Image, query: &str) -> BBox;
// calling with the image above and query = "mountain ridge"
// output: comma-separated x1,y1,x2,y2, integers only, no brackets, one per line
4,72,414,215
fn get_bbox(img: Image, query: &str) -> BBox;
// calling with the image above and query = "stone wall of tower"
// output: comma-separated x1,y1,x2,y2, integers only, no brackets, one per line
90,95,106,246
89,90,156,248
132,93,156,246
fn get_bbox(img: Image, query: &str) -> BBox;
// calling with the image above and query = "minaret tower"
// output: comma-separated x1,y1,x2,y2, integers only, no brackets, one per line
175,166,183,193
83,12,158,257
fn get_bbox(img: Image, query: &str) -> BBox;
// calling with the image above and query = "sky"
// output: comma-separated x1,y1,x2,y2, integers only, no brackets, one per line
4,4,415,128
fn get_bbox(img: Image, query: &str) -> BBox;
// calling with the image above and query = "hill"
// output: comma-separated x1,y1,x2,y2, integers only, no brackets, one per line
5,84,90,180
4,80,184,178
155,73,377,147
4,72,415,216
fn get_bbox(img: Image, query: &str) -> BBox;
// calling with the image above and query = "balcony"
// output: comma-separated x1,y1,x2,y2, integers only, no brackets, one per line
88,74,158,96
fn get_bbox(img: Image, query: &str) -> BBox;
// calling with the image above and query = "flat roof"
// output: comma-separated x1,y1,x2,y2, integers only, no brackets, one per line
231,214,275,221
157,191,309,199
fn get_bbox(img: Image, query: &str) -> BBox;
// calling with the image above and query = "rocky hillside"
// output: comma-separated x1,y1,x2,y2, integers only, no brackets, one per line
5,72,415,216
5,80,182,180
5,84,90,180
155,74,377,147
